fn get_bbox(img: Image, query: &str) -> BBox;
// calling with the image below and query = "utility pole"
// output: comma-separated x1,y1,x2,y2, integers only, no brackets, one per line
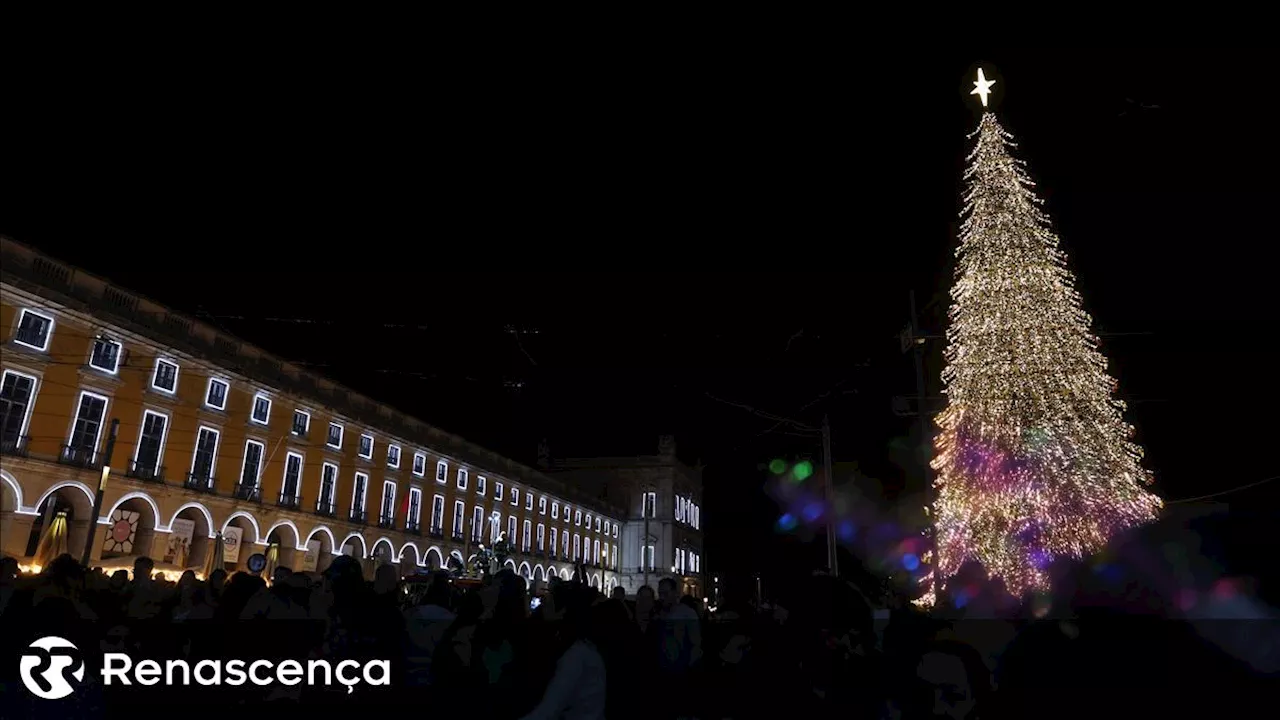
909,291,930,453
82,419,120,566
821,414,838,578
900,290,942,600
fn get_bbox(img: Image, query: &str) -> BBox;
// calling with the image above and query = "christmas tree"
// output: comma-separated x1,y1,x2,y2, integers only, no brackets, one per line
926,70,1162,601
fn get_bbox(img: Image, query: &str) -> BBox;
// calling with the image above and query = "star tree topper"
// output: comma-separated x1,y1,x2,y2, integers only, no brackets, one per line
971,68,996,107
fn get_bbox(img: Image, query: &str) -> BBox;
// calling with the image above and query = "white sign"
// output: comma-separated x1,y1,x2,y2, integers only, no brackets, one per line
223,526,244,565
300,539,320,573
165,518,196,567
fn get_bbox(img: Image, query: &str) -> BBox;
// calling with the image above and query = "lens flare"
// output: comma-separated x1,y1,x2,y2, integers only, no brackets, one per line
793,461,813,481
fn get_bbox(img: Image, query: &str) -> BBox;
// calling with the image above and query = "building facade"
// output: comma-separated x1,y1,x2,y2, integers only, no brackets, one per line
550,435,704,598
0,237,624,589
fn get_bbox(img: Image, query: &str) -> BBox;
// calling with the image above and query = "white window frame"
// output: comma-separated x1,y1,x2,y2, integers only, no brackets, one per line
358,433,374,460
412,451,426,477
522,520,531,552
131,408,170,472
380,480,397,524
204,378,229,410
151,357,180,394
643,491,656,518
539,496,547,515
585,513,592,531
457,468,468,491
453,501,466,537
494,481,504,502
190,425,221,482
436,461,448,484
88,336,122,374
0,369,39,440
644,545,655,571
611,545,618,570
575,510,582,527
408,487,423,527
14,308,55,351
476,476,487,496
472,506,484,541
240,439,265,490
352,471,369,515
573,534,580,562
431,494,445,533
508,516,517,545
537,523,545,552
593,539,600,565
327,422,344,449
550,527,558,555
250,392,272,425
282,450,304,501
492,512,503,543
387,444,401,469
318,461,339,513
604,521,611,536
525,493,534,511
292,409,311,436
510,487,519,506
551,502,559,520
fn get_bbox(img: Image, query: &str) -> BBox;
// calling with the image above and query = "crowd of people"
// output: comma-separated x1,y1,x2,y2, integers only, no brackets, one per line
0,551,1271,718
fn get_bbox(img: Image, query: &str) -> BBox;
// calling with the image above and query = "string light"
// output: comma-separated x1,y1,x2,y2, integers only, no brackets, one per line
927,109,1163,600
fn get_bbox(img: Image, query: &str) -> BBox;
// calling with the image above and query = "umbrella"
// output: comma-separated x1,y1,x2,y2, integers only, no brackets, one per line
201,532,226,579
32,510,70,572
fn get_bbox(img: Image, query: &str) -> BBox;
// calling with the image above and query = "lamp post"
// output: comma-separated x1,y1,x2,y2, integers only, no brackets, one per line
82,419,120,566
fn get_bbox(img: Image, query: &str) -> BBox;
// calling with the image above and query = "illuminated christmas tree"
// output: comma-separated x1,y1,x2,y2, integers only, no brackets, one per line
926,70,1162,601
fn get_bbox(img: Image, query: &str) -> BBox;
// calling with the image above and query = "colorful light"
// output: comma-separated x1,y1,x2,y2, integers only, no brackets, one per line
837,520,856,541
769,459,787,475
793,461,814,481
927,104,1163,600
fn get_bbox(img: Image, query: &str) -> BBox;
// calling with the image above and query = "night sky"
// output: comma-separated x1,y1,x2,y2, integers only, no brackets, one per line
4,48,1277,598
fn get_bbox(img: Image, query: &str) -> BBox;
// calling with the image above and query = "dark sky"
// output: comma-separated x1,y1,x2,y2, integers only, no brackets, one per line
4,47,1277,594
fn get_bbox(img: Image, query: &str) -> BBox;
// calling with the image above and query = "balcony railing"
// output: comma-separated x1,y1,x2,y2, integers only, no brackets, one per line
428,528,444,539
278,492,301,510
315,498,336,517
59,444,100,469
451,530,464,541
234,484,262,503
405,520,421,536
126,460,165,483
349,509,367,525
0,434,29,457
184,473,216,493
377,515,394,529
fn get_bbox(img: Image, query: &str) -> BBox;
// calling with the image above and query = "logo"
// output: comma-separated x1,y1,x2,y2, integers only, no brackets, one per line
20,636,85,700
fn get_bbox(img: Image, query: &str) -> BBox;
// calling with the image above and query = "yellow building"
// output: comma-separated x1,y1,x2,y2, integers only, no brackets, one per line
0,237,624,588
